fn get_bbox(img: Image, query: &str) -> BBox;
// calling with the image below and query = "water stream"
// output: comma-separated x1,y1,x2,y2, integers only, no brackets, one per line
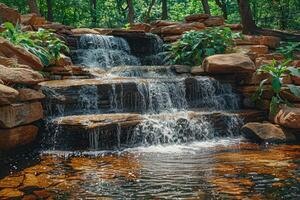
1,34,298,199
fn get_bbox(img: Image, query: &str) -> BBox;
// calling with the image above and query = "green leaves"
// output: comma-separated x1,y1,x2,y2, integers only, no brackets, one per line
276,42,300,60
287,84,300,98
271,77,282,94
287,67,300,77
168,27,236,66
1,23,69,67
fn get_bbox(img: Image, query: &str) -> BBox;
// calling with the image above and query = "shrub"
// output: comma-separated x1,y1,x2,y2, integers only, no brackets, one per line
253,60,300,114
166,27,240,66
276,42,300,60
1,22,69,67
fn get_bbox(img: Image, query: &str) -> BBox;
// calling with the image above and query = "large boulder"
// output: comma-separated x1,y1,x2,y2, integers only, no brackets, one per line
0,38,43,70
17,88,45,102
0,84,19,105
20,13,37,26
273,106,300,129
0,3,21,25
71,28,99,35
0,56,32,69
185,14,209,22
0,65,44,85
204,16,225,26
201,53,256,74
0,102,43,128
160,22,206,36
130,23,151,32
241,122,297,143
234,35,280,49
0,125,38,151
150,20,179,27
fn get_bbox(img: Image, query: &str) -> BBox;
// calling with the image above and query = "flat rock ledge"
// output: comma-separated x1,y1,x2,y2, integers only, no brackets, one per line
241,122,299,143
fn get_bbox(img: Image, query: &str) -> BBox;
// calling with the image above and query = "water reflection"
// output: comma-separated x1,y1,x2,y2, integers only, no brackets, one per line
0,140,299,199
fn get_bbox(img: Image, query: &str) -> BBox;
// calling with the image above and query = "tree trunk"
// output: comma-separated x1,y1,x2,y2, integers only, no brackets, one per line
161,0,168,20
28,0,40,16
237,0,300,41
90,0,97,27
127,0,135,25
237,0,257,34
215,0,227,19
201,0,211,15
144,0,156,23
46,0,53,21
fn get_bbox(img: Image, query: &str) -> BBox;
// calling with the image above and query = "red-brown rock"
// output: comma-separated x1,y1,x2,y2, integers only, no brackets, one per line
17,88,45,102
185,14,209,22
0,84,19,105
204,16,225,26
0,38,43,70
0,65,44,85
202,53,256,74
150,20,179,27
235,35,280,49
273,105,300,129
0,3,21,25
71,28,99,35
241,122,297,143
130,23,151,32
0,102,43,128
21,13,37,26
160,22,206,36
0,125,38,150
0,188,24,199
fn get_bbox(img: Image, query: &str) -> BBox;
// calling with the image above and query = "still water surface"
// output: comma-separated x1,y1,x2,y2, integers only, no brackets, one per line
1,138,300,199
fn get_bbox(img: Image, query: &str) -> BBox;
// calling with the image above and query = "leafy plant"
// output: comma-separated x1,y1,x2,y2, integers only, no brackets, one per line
253,60,300,114
276,42,300,59
166,27,240,66
1,22,69,67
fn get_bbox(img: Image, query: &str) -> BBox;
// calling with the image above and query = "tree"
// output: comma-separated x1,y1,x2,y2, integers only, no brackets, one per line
237,0,257,34
215,0,227,19
161,0,168,20
46,0,53,21
201,0,211,15
127,0,135,24
144,0,156,23
28,0,40,16
90,0,97,27
237,0,300,41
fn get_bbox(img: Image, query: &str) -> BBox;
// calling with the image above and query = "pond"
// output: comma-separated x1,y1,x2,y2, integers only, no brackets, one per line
1,138,300,199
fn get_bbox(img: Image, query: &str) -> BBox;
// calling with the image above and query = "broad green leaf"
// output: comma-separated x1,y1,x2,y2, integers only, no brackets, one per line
287,84,300,98
288,67,300,77
272,77,282,94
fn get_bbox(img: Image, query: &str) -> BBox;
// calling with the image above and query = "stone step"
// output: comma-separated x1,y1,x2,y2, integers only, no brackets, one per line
39,77,241,117
46,109,266,150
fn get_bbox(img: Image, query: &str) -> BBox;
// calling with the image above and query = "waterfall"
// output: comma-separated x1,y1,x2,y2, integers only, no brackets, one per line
72,34,141,68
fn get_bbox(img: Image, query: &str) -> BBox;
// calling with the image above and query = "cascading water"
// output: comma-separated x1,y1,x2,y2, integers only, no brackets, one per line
72,34,141,68
42,33,245,150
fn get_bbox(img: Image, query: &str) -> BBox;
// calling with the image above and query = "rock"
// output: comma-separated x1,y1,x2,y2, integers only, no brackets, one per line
160,22,206,36
0,38,43,70
224,24,243,31
55,54,72,67
0,3,21,25
163,35,182,43
17,88,45,102
93,28,113,35
0,125,38,150
21,13,37,26
234,35,280,49
0,65,44,85
0,84,19,105
22,194,37,200
0,79,3,84
0,175,24,188
235,45,269,55
130,23,151,32
202,53,256,74
0,56,32,69
273,106,300,129
191,66,206,75
204,16,225,26
172,65,191,73
30,16,47,26
150,20,179,27
33,190,51,199
21,174,53,191
71,28,99,35
185,14,209,22
21,25,34,32
0,188,24,199
0,102,43,128
241,122,296,143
